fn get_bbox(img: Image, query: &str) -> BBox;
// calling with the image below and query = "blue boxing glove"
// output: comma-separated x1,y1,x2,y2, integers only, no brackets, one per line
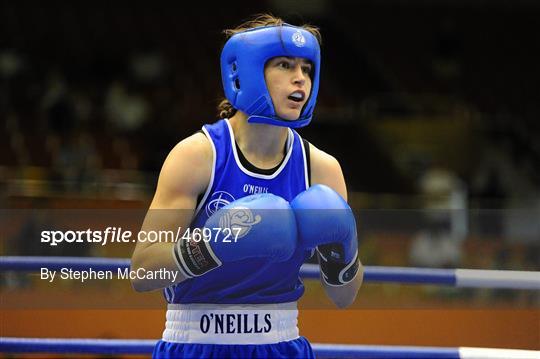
173,193,297,278
291,185,360,286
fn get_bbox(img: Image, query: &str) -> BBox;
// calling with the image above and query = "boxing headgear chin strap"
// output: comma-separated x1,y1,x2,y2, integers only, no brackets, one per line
220,24,321,128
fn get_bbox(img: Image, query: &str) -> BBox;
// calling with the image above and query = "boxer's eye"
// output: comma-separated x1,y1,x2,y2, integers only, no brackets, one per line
278,61,291,69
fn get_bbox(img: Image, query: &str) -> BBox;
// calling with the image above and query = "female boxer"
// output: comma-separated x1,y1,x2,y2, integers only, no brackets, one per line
131,14,363,358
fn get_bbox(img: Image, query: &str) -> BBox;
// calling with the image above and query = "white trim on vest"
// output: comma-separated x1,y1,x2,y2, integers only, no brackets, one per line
193,126,218,218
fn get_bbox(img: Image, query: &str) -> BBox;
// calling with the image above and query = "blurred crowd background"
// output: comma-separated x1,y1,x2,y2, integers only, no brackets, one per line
1,1,539,283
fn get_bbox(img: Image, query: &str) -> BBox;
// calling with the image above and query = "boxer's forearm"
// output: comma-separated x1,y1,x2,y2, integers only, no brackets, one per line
131,242,189,292
322,260,364,308
130,207,194,292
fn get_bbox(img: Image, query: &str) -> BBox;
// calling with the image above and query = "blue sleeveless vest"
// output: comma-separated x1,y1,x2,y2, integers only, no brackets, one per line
165,119,311,304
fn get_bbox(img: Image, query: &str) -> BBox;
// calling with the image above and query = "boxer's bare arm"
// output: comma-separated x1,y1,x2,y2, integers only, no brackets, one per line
309,144,364,308
130,132,212,292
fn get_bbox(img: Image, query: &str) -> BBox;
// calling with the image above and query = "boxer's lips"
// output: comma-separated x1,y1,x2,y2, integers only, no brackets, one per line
288,90,305,102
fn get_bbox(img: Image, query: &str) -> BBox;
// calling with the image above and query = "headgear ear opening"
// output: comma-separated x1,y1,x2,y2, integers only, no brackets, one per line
220,24,321,128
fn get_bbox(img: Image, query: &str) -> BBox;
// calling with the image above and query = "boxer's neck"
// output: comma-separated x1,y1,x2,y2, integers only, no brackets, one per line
229,112,288,169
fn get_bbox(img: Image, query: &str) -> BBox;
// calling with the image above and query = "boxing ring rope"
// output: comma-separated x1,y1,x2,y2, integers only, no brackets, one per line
1,256,539,289
2,256,539,357
1,338,538,358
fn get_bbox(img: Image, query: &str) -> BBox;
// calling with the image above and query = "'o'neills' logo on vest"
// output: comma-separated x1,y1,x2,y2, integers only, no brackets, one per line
219,207,262,239
200,313,272,334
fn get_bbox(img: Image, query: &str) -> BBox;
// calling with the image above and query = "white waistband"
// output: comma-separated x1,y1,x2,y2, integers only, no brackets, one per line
162,302,299,345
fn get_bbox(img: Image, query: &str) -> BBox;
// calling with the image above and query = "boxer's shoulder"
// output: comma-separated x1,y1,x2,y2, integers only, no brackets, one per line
308,144,340,173
152,133,213,207
306,143,347,200
168,132,213,164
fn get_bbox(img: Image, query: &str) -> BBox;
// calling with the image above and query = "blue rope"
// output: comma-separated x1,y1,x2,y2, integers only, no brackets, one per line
0,337,462,358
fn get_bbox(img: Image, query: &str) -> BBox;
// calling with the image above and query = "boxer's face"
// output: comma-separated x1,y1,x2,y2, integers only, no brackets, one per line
264,57,313,121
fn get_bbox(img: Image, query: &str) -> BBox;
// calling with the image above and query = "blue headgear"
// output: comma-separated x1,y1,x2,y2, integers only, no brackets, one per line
220,24,321,128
